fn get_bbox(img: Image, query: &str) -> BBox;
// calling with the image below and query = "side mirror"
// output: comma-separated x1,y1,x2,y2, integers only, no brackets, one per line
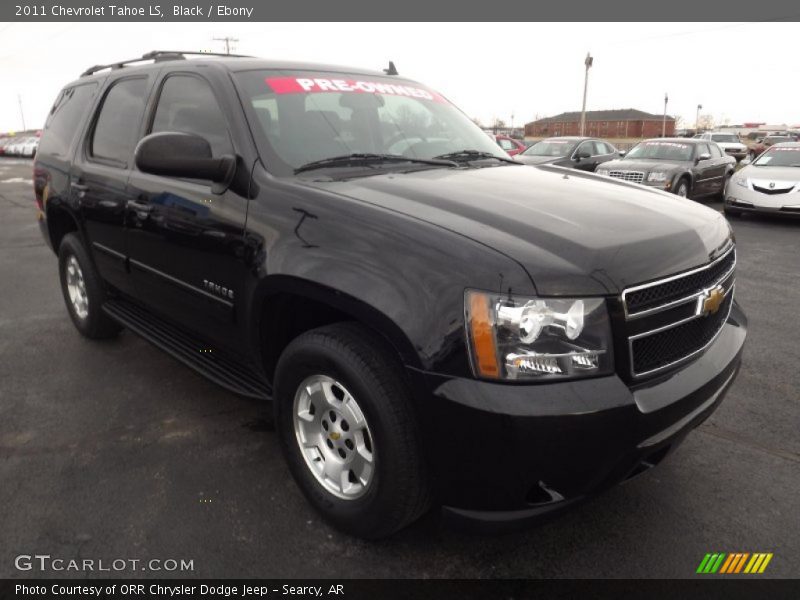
696,152,712,163
618,150,627,157
134,132,236,190
575,151,591,160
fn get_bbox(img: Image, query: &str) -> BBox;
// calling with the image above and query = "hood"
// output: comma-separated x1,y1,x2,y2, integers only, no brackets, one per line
716,141,747,150
515,154,566,166
299,165,732,296
600,159,685,173
740,165,800,186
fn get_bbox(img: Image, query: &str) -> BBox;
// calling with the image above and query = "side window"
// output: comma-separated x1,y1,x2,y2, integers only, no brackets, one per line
39,83,98,158
91,78,148,166
576,141,594,156
498,138,516,151
593,141,609,155
695,143,710,159
151,75,233,157
708,143,723,158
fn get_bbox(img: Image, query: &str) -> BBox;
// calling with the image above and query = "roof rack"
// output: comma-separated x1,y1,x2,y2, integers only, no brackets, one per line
80,50,253,77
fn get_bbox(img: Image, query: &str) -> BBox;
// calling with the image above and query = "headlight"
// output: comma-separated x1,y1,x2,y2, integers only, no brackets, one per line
465,290,613,381
734,176,748,188
596,168,610,176
647,171,667,182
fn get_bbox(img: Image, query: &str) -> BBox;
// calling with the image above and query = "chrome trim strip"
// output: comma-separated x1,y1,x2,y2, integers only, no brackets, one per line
622,245,736,319
92,241,126,261
128,259,233,307
629,284,735,379
626,264,736,321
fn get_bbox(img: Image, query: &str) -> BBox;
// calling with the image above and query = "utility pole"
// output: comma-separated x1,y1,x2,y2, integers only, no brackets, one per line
213,36,239,55
696,103,703,133
662,93,668,137
18,94,26,131
580,53,593,137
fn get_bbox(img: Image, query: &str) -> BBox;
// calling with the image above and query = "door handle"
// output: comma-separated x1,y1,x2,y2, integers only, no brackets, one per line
127,200,152,213
127,199,153,219
70,182,89,197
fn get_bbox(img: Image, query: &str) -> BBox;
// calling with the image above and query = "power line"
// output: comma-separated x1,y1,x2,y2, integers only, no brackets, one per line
213,36,239,55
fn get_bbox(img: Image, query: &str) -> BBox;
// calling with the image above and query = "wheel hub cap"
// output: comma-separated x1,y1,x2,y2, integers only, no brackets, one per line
65,256,89,320
293,375,375,500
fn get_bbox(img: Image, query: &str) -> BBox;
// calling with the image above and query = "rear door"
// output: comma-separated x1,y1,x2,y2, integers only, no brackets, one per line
70,75,153,295
692,142,714,195
125,71,250,351
705,143,728,192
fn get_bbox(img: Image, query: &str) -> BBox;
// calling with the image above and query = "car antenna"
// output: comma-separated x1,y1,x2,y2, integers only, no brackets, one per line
383,61,398,76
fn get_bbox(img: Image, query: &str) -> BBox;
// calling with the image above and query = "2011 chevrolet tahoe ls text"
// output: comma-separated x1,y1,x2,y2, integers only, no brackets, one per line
33,51,746,538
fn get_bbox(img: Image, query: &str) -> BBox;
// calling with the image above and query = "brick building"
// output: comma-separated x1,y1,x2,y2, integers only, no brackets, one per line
525,109,675,139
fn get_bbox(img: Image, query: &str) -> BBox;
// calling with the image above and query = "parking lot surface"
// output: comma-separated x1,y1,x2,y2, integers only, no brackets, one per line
1,158,798,578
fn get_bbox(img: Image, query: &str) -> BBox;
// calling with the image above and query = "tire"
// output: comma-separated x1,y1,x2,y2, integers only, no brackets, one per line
724,207,742,218
719,172,733,199
58,232,122,339
674,177,690,198
274,322,431,539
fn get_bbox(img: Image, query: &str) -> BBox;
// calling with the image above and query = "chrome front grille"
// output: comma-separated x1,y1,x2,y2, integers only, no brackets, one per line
608,170,645,184
622,246,736,378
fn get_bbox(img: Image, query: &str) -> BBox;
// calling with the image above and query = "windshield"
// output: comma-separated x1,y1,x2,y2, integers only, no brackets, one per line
753,147,800,167
711,134,739,143
520,139,575,157
624,141,694,161
234,70,508,176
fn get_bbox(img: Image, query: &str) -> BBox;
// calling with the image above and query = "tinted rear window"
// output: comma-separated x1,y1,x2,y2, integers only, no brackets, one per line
38,83,98,158
90,78,148,166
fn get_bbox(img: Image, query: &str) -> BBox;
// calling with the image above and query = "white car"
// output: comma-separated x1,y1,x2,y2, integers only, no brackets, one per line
18,137,39,158
724,142,800,218
695,132,748,161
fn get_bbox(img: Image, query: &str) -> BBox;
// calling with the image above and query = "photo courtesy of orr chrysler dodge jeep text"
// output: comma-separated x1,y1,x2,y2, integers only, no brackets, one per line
33,51,747,538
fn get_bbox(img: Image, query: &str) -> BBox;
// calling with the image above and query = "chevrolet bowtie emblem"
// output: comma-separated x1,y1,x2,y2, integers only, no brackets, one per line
699,286,725,316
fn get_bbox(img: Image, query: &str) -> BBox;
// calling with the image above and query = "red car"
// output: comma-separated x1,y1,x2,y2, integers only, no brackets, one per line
748,135,795,160
491,134,526,156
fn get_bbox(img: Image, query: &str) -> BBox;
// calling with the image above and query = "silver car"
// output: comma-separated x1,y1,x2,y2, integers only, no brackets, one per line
724,142,800,218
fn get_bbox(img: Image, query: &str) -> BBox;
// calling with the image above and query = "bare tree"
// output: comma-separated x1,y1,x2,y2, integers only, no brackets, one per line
697,114,715,131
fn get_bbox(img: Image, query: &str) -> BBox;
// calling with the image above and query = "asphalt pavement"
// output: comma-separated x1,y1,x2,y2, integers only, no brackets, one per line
1,158,798,578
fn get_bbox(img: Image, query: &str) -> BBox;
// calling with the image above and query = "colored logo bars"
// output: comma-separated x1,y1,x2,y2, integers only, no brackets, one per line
696,552,773,574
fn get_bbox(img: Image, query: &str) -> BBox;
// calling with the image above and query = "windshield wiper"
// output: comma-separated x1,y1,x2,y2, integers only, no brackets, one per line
433,150,519,164
294,153,457,174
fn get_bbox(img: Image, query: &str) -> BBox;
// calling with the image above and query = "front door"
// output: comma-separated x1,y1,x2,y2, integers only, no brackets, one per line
126,72,250,352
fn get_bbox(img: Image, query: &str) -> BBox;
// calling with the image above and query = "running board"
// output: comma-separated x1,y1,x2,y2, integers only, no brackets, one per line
103,298,272,400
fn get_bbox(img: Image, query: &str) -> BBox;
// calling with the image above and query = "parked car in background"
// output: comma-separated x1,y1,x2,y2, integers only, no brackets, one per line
724,142,800,218
491,134,526,156
748,135,795,161
596,138,736,198
695,132,748,161
515,136,619,171
17,137,39,158
0,137,17,156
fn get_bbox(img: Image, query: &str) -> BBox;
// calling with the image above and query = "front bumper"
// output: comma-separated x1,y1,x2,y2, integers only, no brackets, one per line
406,301,747,529
725,184,800,217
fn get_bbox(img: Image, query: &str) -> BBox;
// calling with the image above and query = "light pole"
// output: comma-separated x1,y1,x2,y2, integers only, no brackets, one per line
696,104,703,133
662,93,668,137
580,53,593,137
18,94,26,131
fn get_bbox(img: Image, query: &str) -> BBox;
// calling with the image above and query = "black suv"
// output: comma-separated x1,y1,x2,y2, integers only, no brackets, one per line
34,51,747,538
